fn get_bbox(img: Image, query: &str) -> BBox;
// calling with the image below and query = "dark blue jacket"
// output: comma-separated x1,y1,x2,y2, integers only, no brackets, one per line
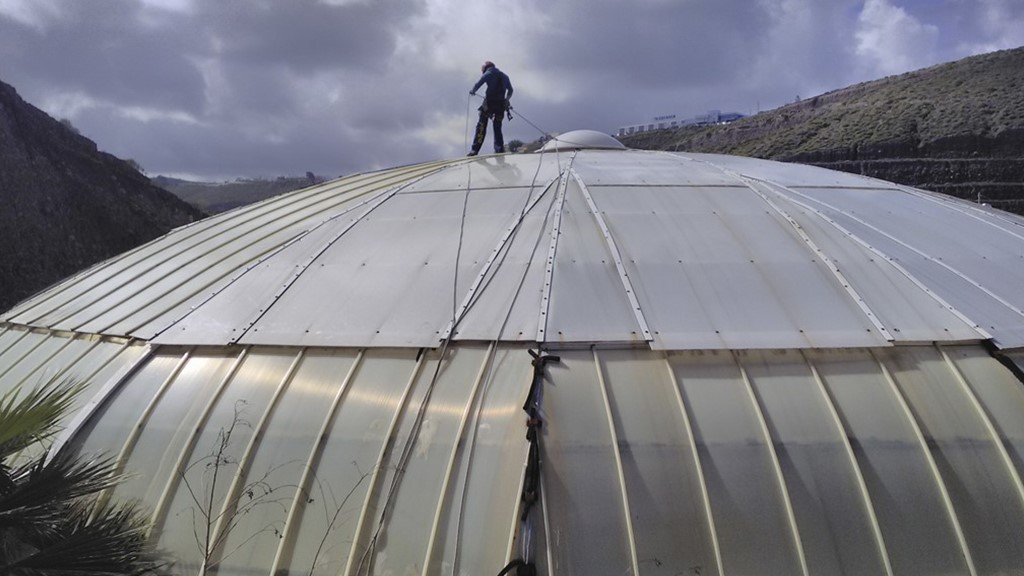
472,67,513,106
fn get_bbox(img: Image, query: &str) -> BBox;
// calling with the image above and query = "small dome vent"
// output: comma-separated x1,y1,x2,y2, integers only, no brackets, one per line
539,129,626,152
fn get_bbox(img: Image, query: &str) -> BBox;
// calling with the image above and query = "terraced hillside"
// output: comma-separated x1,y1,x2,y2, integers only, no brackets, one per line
621,46,1024,213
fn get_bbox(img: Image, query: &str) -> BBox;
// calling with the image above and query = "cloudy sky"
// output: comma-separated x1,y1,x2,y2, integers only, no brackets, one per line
1,0,1022,181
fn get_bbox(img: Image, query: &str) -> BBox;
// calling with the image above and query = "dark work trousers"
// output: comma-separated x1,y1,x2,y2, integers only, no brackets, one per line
472,102,505,154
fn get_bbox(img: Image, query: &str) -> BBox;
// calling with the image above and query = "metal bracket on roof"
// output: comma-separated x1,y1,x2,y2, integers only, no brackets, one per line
570,168,653,342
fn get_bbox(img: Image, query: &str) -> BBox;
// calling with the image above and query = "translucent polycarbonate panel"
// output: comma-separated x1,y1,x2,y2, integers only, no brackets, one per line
0,331,76,392
7,249,154,328
740,350,886,575
72,350,187,459
772,188,981,342
0,330,49,390
684,153,885,189
879,346,1024,573
75,225,336,337
545,179,642,341
668,350,803,575
64,340,148,415
239,188,542,347
788,188,1024,347
16,335,99,385
0,326,30,359
40,166,435,335
148,183,419,342
572,149,739,186
16,337,145,457
157,349,300,574
947,346,1024,484
210,350,357,576
401,154,560,191
281,349,419,576
599,349,718,575
112,351,238,505
427,346,533,574
448,184,557,341
6,336,144,464
357,346,489,575
7,332,107,389
541,350,633,575
810,348,969,574
0,332,68,391
148,218,370,346
591,185,885,349
10,164,446,333
796,186,1024,298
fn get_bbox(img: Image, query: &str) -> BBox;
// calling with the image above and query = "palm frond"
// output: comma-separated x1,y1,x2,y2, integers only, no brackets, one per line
0,376,168,575
0,452,123,535
1,500,164,576
0,379,86,461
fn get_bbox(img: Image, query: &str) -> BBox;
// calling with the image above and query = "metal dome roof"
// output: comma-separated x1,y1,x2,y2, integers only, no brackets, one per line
3,148,1024,576
5,148,1023,350
539,129,626,151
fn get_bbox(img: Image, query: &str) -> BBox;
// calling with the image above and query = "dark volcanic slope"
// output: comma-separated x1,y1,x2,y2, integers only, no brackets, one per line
0,80,205,312
622,46,1024,213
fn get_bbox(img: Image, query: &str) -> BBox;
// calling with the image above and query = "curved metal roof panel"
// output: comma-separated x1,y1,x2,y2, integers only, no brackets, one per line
6,149,1020,349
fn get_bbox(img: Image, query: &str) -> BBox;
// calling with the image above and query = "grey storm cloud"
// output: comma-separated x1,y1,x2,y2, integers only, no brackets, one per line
519,0,773,87
1,1,206,112
193,1,417,72
1,0,1022,180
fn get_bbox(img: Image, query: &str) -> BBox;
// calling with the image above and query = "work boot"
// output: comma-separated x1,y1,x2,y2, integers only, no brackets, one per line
495,147,505,153
467,150,478,157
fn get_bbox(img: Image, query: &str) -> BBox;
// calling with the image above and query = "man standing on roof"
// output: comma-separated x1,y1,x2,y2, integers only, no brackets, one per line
468,61,513,156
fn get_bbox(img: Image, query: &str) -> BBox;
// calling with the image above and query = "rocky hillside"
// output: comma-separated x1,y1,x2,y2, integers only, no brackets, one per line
0,79,205,313
621,47,1024,213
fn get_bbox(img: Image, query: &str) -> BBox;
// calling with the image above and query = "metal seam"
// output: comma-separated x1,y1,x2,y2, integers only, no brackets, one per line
735,353,810,576
939,346,1024,513
758,178,1019,330
536,152,578,342
592,348,640,575
203,349,306,574
870,348,978,576
801,351,894,576
147,347,250,534
741,176,894,341
420,343,495,575
571,169,653,341
344,352,427,576
440,175,561,340
663,354,724,575
268,349,365,576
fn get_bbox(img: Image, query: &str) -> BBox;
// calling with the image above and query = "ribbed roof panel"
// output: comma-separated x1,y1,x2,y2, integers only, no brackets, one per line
6,149,1018,349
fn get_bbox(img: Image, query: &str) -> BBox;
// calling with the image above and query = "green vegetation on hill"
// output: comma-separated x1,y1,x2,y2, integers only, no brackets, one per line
621,46,1024,213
